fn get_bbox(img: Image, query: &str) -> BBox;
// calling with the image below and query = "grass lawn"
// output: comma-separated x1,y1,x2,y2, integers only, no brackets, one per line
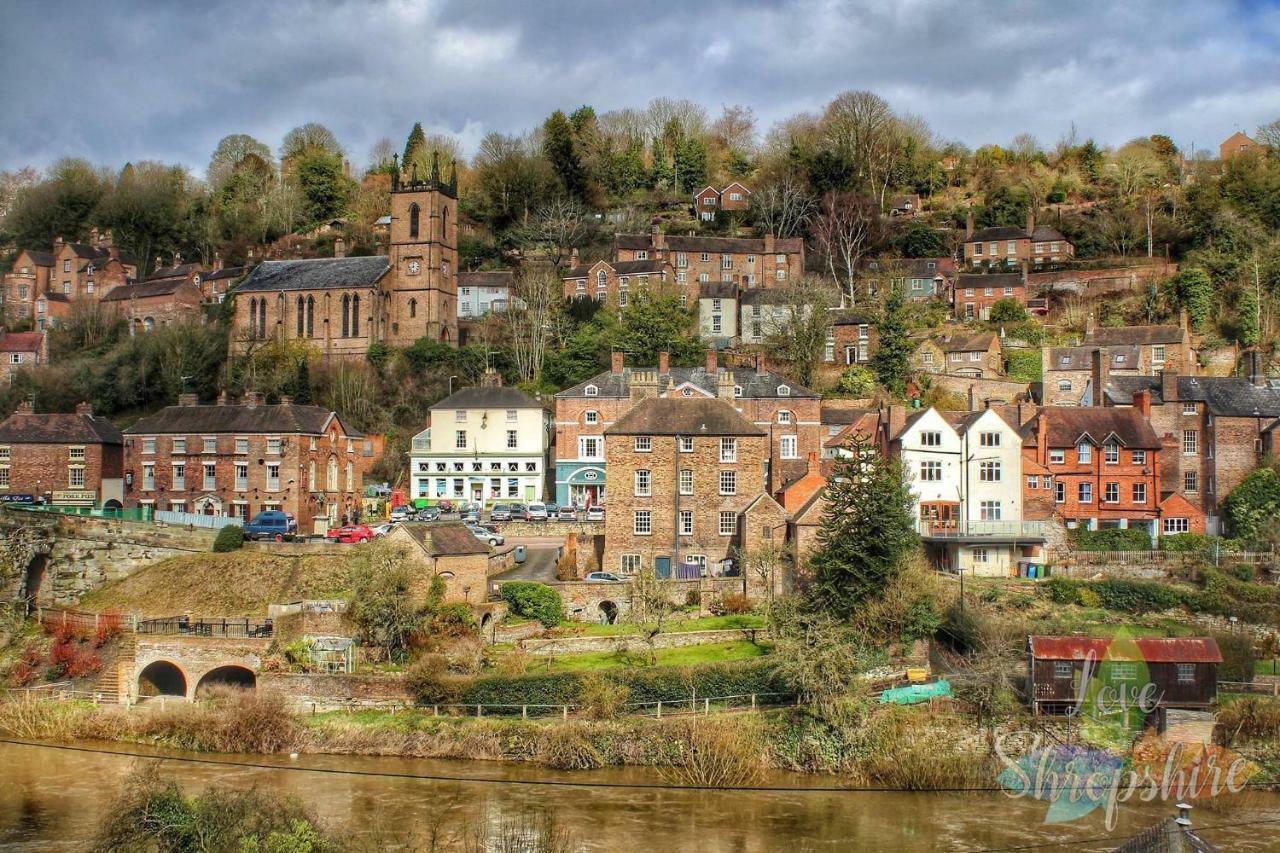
530,640,768,672
549,614,766,637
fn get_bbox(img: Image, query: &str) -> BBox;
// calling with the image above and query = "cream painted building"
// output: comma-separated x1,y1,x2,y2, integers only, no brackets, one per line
409,377,550,506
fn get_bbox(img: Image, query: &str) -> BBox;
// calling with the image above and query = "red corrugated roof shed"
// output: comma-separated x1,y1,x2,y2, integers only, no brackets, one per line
1029,636,1222,664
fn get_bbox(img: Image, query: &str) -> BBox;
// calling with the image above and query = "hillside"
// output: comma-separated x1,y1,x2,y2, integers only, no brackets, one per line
76,551,351,617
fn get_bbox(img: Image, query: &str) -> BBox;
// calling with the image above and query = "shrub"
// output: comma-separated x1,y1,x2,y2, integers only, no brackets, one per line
212,524,245,553
1046,576,1082,604
834,365,876,397
1216,697,1280,744
1215,633,1257,683
658,717,765,787
404,654,465,705
1222,467,1280,543
1070,527,1151,552
1227,563,1257,582
7,662,36,687
710,593,752,616
1091,579,1182,614
937,601,982,654
500,582,564,628
579,674,630,720
988,298,1028,323
1076,587,1101,608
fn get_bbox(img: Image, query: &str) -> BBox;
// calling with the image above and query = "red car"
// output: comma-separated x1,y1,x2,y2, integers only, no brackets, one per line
324,524,374,544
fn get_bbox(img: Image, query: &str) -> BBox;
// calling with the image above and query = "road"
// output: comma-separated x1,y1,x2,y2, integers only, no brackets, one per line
492,537,562,582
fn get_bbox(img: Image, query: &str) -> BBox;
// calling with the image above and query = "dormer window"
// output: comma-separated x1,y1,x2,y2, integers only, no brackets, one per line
733,385,742,398
584,385,598,397
777,385,790,396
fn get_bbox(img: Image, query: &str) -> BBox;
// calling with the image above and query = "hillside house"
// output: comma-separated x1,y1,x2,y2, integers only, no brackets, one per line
1083,313,1195,374
561,257,674,307
1220,131,1261,159
963,211,1073,268
614,223,805,292
953,271,1027,320
912,331,1003,378
692,182,751,221
0,330,46,384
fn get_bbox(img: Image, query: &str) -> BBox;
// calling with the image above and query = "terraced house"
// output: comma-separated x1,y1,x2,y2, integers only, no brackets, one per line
613,223,804,294
962,210,1074,268
122,392,371,527
0,401,124,509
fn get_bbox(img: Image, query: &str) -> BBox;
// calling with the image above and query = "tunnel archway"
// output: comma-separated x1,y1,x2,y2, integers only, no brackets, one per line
138,660,187,697
195,665,256,697
22,555,47,614
598,600,618,625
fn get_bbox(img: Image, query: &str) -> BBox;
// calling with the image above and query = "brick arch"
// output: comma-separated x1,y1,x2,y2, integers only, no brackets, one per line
137,659,187,698
195,664,256,697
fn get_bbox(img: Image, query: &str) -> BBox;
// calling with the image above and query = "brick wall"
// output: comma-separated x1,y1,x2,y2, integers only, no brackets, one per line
0,441,119,499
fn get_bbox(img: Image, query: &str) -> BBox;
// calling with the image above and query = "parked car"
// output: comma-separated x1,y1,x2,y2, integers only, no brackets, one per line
468,525,504,547
527,502,548,521
244,510,296,542
508,503,530,521
461,506,481,523
389,504,414,522
415,506,441,522
585,571,623,583
544,502,560,517
458,501,481,516
473,522,501,534
557,504,578,521
490,504,513,522
370,522,395,538
585,506,605,522
436,499,454,513
325,524,375,544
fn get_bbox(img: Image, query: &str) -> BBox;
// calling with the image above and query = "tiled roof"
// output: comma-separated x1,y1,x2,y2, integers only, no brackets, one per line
234,256,390,294
430,386,542,411
457,270,513,289
101,279,194,301
202,267,246,281
614,233,804,254
864,257,953,279
604,397,764,436
1085,324,1184,346
125,403,356,436
564,259,667,279
0,331,44,353
968,226,1027,242
0,411,122,444
699,281,737,299
936,331,997,353
1048,345,1140,372
1036,407,1161,448
956,272,1024,289
399,522,489,556
556,365,817,400
65,243,111,260
150,263,202,279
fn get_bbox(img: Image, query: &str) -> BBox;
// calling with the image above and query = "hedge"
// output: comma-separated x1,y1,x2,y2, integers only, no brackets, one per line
414,659,789,711
500,582,564,628
1069,527,1151,552
1046,572,1280,624
212,524,245,553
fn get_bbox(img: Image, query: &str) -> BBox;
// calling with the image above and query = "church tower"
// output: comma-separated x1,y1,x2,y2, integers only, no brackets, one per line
382,152,459,346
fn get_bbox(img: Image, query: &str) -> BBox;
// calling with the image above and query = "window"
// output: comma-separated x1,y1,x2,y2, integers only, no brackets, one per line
1101,443,1119,465
979,461,1001,482
1110,663,1137,681
1049,449,1065,464
719,512,737,536
266,437,282,455
1104,482,1119,503
920,461,942,481
1132,483,1147,504
1183,430,1198,455
972,548,990,564
63,259,70,272
1131,450,1147,465
1055,481,1065,503
68,446,85,461
676,252,687,268
1177,663,1195,684
202,463,216,491
506,430,518,449
201,436,217,454
172,464,185,490
719,470,737,495
1184,471,1198,493
235,464,248,491
1077,443,1092,464
1057,380,1073,392
506,409,518,423
584,410,599,425
775,269,786,281
455,430,467,449
580,437,602,459
1182,402,1197,415
679,436,694,453
143,464,156,491
778,410,792,424
979,500,1002,521
679,469,693,494
634,469,651,496
0,469,8,488
584,385,598,397
142,438,156,455
267,463,281,491
979,432,1001,447
780,435,797,459
636,251,648,260
1054,662,1073,680
920,431,942,447
721,254,732,270
68,467,85,487
621,554,642,573
720,438,737,462
1078,482,1092,503
634,510,652,535
1152,345,1166,367
172,437,186,454
777,385,790,396
634,436,652,453
1027,474,1038,489
679,510,693,535
711,315,721,334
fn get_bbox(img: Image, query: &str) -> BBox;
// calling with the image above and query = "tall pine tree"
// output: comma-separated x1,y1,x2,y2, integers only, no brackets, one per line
871,289,911,397
403,123,427,171
542,110,585,199
809,435,918,616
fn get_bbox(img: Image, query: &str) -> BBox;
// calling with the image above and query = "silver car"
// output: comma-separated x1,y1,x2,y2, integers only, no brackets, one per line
468,525,504,547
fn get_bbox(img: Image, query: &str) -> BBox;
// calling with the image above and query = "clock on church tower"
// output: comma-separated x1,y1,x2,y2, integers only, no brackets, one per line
384,149,459,348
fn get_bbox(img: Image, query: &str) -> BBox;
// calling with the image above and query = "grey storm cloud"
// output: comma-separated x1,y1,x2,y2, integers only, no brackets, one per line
1,0,1278,176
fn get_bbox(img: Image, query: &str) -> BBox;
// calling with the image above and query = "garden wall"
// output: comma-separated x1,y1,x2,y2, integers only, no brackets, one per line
258,671,414,711
519,627,760,655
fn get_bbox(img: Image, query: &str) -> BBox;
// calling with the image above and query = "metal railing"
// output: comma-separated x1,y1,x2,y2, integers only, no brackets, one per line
309,691,799,719
1218,680,1279,696
920,520,1047,539
154,510,241,530
136,616,273,638
1066,549,1274,566
8,504,154,523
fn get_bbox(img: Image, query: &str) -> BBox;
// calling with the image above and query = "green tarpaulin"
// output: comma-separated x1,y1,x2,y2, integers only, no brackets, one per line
879,679,951,705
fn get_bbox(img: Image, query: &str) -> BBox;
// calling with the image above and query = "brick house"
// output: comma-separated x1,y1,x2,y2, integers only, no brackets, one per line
0,400,124,508
2,249,53,323
122,392,371,527
3,231,136,328
952,272,1027,321
101,277,205,334
1042,345,1142,407
1220,131,1261,159
862,257,955,302
553,350,819,506
231,158,461,360
963,210,1073,268
1083,313,1195,374
561,257,675,307
385,522,490,605
614,223,804,292
1021,401,1201,538
827,310,879,375
692,182,751,221
601,396,768,577
0,330,46,384
912,331,1003,378
200,262,248,303
889,194,922,218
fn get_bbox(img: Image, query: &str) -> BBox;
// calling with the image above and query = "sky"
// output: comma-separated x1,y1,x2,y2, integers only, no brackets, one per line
2,0,1278,179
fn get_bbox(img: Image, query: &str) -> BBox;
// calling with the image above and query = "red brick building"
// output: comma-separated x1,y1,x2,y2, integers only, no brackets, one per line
692,182,751,221
1083,313,1195,374
101,277,205,334
0,401,124,508
561,257,674,306
952,272,1027,320
122,392,372,526
2,249,53,324
0,330,46,385
963,211,1073,268
1220,131,1261,159
614,224,804,292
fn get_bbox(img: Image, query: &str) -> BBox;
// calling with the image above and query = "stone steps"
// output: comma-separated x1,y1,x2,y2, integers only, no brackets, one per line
92,633,136,706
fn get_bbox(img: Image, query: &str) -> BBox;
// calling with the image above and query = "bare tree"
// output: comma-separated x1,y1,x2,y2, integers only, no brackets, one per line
749,174,814,238
367,137,397,172
765,276,837,388
505,268,565,383
626,567,678,665
736,541,789,638
1256,118,1280,151
514,198,596,269
643,97,709,141
820,90,910,207
710,105,758,158
1096,202,1143,256
811,192,878,303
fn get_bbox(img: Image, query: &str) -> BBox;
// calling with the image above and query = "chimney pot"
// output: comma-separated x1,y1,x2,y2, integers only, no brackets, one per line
1249,349,1265,387
217,390,229,406
16,399,34,414
241,391,263,408
611,351,625,375
178,393,198,407
279,395,293,406
75,401,93,416
334,237,346,259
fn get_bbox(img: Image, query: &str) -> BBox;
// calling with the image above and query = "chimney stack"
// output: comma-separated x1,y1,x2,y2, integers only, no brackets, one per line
706,349,718,375
887,404,907,441
629,369,658,402
1179,307,1190,334
658,351,669,375
213,252,223,272
611,351,625,375
54,236,64,246
334,236,346,259
1133,390,1152,416
173,252,181,268
154,255,163,272
279,395,293,406
1036,410,1048,463
965,209,974,240
75,401,93,416
967,383,978,411
241,391,263,407
177,393,198,407
717,369,736,400
89,228,99,246
1249,349,1266,388
753,351,764,373
16,399,34,414
481,368,503,388
1090,347,1110,407
650,220,666,251
1161,367,1178,402
806,451,821,475
764,233,775,255
217,390,229,406
570,248,579,264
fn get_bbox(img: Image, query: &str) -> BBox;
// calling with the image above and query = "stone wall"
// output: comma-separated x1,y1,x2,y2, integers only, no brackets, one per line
133,635,270,701
258,671,414,711
549,576,753,623
519,627,759,654
1027,262,1176,297
499,520,602,538
930,374,1032,407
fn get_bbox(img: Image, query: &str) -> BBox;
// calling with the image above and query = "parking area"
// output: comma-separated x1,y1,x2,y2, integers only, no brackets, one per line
491,538,563,582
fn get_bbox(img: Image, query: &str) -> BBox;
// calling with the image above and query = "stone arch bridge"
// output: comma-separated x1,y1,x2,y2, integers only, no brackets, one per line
131,635,270,703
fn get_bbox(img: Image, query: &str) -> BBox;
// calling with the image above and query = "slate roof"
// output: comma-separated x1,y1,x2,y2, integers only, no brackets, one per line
125,403,358,436
1048,345,1140,372
42,293,70,303
864,257,953,278
0,331,44,353
17,250,54,267
430,386,542,411
101,279,194,301
65,243,111,260
1178,376,1280,418
557,365,817,400
605,397,764,436
699,281,737,299
1035,407,1161,448
1103,375,1161,405
956,272,1024,289
1030,225,1067,241
738,288,791,306
457,270,513,289
935,331,997,353
234,256,390,294
1085,324,1184,346
203,267,246,282
399,522,488,556
151,263,201,279
614,233,804,254
968,226,1028,242
831,309,878,326
564,259,667,279
0,411,122,444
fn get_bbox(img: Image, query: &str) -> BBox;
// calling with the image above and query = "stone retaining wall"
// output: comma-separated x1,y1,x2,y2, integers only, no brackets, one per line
519,627,759,654
549,576,754,623
500,521,603,538
258,671,415,711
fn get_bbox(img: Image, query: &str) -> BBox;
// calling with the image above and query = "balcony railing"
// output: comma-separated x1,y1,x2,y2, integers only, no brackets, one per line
920,520,1047,539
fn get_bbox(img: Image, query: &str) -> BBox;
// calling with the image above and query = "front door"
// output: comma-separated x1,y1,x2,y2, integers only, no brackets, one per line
655,555,672,578
471,483,483,502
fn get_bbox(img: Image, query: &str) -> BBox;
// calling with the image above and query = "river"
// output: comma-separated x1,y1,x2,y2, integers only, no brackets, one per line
0,740,1277,851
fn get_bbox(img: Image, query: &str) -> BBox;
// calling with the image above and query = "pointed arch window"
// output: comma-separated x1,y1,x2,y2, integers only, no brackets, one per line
409,203,420,239
257,298,267,338
409,298,417,319
305,296,315,337
248,298,258,338
441,206,448,238
341,294,350,338
296,296,305,336
351,294,360,337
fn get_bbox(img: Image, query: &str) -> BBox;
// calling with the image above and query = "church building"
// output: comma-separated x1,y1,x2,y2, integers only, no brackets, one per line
230,153,459,359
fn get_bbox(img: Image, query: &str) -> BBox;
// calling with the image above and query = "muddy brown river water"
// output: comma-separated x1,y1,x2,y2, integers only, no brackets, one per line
0,740,1277,851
